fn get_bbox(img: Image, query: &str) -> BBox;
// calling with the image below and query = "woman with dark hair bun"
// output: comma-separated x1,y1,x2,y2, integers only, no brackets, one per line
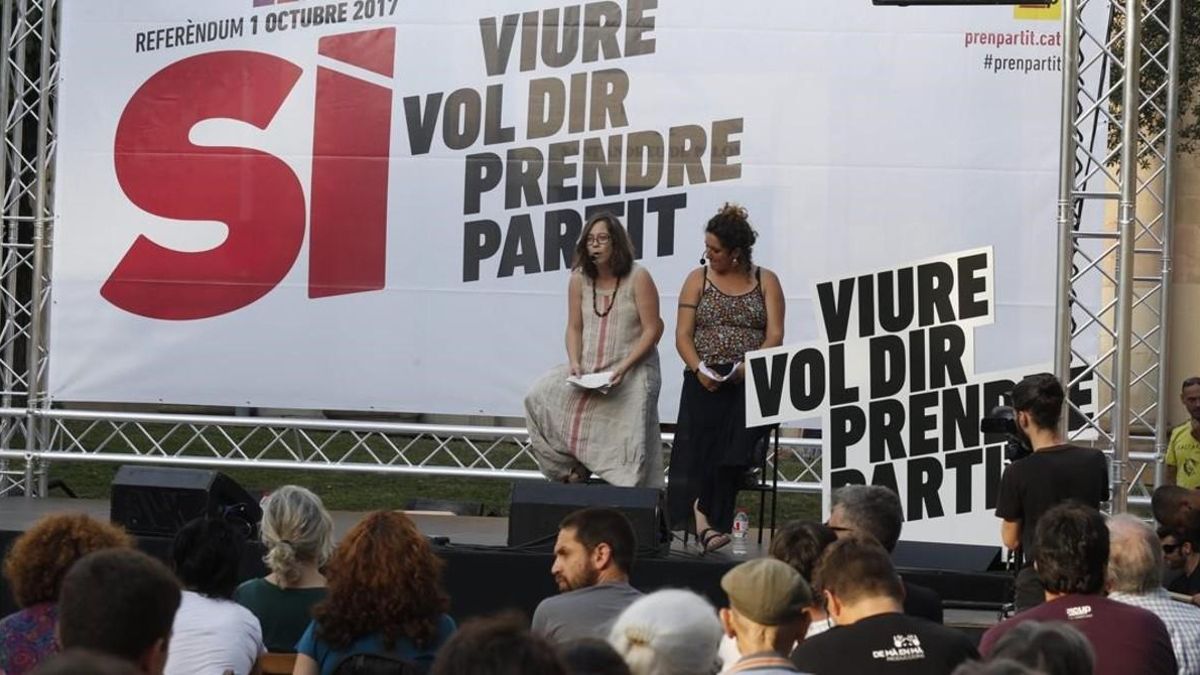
164,517,264,675
668,203,785,552
524,212,664,487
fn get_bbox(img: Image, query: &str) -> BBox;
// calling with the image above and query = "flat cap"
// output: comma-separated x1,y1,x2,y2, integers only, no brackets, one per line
721,558,812,626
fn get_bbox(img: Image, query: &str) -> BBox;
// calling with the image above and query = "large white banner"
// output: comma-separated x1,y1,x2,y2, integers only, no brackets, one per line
51,0,1083,417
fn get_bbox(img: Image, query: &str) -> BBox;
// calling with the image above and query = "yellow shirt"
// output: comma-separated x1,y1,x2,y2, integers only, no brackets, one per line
1166,422,1200,489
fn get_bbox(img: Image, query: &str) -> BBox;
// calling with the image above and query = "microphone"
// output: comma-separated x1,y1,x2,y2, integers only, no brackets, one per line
700,251,707,265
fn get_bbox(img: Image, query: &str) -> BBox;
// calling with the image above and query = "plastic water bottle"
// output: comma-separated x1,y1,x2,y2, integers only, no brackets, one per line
732,509,750,556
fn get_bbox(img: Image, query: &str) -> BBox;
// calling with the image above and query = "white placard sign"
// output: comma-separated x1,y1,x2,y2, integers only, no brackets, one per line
745,247,1097,546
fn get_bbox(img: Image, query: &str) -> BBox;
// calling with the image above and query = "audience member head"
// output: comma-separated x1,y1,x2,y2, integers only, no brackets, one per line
720,558,811,656
608,589,722,675
574,212,635,280
1011,372,1065,432
1107,514,1162,594
1034,502,1108,597
259,485,334,586
2,512,133,608
314,510,448,650
429,612,566,675
58,549,181,675
705,202,757,273
1151,485,1200,532
170,516,244,599
813,537,903,625
1158,525,1185,571
553,508,636,592
768,520,837,583
32,649,142,675
559,638,632,675
1178,519,1200,561
989,621,1095,675
828,485,903,552
1181,376,1200,421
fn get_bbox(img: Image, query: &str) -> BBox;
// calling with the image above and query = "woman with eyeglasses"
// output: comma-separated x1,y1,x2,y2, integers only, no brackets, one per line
667,203,785,553
524,212,664,487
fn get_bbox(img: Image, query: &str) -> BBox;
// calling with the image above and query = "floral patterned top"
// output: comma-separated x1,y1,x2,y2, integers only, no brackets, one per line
693,268,767,365
0,602,59,675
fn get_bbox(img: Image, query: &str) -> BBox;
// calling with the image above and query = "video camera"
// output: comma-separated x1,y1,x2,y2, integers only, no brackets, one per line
980,405,1032,462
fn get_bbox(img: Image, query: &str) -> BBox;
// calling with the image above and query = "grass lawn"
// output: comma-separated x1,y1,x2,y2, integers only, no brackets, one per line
12,419,822,527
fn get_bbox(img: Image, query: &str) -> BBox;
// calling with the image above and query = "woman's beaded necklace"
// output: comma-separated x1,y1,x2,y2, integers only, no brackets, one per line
592,274,620,317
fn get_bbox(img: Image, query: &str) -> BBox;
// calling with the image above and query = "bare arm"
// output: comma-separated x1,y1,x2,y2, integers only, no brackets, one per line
759,268,785,349
675,269,717,391
292,654,319,675
1001,519,1022,551
611,268,661,386
565,273,584,376
1167,464,1179,486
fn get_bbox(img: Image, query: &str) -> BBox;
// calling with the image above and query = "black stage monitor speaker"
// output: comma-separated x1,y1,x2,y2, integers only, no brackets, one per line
892,540,1001,572
110,465,262,539
507,483,664,556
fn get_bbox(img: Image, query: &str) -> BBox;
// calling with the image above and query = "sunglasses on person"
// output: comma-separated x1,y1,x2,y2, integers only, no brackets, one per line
1164,543,1181,554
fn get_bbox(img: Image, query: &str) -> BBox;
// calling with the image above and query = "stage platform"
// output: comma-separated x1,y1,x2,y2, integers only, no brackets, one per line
0,499,1010,631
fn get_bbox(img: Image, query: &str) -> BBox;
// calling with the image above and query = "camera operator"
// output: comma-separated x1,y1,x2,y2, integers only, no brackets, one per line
994,372,1109,611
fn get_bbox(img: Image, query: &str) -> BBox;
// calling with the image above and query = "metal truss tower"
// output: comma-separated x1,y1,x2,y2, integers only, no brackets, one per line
0,0,54,496
1055,0,1183,512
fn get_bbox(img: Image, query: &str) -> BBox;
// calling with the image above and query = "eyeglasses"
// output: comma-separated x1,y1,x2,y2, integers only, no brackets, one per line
585,233,611,245
1164,543,1181,554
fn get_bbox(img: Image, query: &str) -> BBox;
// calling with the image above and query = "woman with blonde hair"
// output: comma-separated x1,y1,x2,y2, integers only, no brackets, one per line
234,485,334,652
608,589,723,675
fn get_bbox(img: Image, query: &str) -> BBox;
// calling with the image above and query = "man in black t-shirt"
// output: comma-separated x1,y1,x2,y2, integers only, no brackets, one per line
790,538,977,675
994,372,1108,611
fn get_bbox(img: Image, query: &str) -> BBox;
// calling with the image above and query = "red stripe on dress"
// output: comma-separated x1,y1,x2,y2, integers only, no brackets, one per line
566,389,588,458
569,292,614,459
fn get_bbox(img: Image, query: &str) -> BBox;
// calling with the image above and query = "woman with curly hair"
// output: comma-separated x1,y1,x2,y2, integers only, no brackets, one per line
294,511,455,674
668,203,785,552
0,512,134,675
234,485,333,652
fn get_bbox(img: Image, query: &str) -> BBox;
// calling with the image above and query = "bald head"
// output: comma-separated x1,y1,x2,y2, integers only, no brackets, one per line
1152,486,1200,532
1106,514,1162,594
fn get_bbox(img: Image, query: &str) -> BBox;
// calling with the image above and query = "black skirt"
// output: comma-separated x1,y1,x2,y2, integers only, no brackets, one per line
666,366,772,533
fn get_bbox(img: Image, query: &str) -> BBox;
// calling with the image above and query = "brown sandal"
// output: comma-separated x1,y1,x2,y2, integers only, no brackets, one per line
699,527,731,553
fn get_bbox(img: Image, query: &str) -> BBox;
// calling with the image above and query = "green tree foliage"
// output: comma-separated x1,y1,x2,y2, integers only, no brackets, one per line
1108,0,1200,161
